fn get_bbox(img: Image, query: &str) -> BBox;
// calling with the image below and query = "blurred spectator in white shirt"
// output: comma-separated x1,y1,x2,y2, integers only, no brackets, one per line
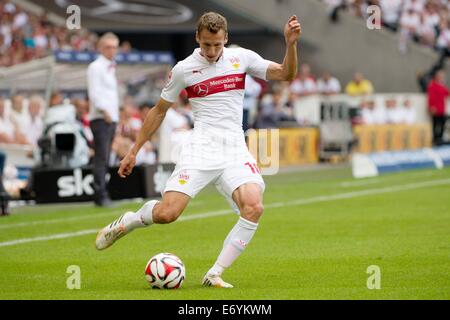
0,97,14,143
243,74,262,132
404,0,425,14
12,7,28,30
73,98,93,144
399,8,421,53
385,98,404,124
290,64,317,97
135,102,157,165
402,98,417,124
9,94,30,134
422,2,440,31
117,104,141,141
44,92,76,124
177,93,194,129
317,71,341,95
25,95,44,146
380,0,403,31
0,96,29,144
417,14,436,47
361,100,377,125
159,106,191,164
361,100,387,125
436,19,450,51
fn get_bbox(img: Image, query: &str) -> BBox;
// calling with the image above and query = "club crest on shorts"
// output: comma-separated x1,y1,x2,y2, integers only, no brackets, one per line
178,171,190,185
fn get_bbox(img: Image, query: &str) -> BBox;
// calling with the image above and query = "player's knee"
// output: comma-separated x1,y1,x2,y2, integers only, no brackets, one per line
153,203,181,224
241,202,264,222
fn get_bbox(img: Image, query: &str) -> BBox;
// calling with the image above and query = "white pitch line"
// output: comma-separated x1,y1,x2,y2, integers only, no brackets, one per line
0,178,449,248
340,179,380,188
286,178,450,207
0,229,99,248
0,200,206,230
0,210,123,230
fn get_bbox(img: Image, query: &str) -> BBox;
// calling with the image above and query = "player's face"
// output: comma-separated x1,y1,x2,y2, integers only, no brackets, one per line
196,29,228,63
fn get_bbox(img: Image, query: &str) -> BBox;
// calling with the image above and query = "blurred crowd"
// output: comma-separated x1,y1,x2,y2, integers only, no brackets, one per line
251,63,417,128
358,96,417,125
322,0,450,56
1,53,433,166
0,60,440,167
0,91,194,166
0,0,133,67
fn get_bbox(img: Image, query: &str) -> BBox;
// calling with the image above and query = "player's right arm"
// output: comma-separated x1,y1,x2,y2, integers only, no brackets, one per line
118,62,185,178
118,98,172,178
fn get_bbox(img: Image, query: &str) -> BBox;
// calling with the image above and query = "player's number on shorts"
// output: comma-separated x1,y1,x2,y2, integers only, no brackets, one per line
245,162,260,174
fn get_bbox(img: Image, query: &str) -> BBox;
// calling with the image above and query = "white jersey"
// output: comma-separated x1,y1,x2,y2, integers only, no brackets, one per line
161,47,272,169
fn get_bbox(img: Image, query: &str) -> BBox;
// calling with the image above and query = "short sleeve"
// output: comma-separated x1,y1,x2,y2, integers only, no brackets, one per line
243,48,272,81
160,63,185,103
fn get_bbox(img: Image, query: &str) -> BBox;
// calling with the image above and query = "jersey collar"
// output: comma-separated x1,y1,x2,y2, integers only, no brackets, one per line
193,48,226,65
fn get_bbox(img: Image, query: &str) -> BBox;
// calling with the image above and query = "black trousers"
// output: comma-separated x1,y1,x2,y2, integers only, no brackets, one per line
90,119,116,203
242,109,250,133
0,151,9,214
432,115,447,145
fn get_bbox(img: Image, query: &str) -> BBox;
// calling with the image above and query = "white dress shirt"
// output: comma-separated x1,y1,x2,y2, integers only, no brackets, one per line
317,77,341,95
289,78,317,96
159,108,190,163
10,109,30,134
0,115,15,140
386,107,405,124
403,107,416,124
26,116,44,146
243,74,262,111
87,55,119,123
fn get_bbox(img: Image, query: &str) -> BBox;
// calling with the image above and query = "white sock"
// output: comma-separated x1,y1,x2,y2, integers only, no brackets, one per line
208,217,259,276
124,200,158,230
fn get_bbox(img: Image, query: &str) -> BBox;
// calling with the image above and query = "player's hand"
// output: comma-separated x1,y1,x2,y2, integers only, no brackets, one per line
284,15,302,45
103,111,112,124
118,152,136,178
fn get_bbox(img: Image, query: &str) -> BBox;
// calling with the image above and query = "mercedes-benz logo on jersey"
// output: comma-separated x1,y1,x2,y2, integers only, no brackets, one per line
55,0,193,25
194,84,209,97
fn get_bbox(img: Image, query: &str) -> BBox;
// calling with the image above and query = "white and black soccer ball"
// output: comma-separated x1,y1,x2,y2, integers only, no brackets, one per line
144,253,185,289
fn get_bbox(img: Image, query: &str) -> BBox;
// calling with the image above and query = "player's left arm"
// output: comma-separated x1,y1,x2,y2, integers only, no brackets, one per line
266,15,302,82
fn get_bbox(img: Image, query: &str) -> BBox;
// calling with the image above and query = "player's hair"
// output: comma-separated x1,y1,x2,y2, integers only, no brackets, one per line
196,12,228,34
99,32,119,45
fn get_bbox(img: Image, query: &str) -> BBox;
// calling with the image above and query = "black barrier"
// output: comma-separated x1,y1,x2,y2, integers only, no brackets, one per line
32,164,175,204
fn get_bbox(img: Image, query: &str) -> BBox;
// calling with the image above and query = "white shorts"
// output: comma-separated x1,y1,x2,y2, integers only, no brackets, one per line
163,161,265,214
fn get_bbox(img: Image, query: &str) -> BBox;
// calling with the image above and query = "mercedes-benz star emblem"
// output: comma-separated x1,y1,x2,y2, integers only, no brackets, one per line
194,84,208,97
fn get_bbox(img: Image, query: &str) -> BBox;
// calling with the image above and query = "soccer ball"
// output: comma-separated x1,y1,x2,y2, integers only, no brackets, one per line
144,253,185,289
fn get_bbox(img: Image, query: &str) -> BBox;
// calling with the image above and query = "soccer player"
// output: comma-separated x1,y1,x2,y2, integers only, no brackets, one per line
96,12,301,288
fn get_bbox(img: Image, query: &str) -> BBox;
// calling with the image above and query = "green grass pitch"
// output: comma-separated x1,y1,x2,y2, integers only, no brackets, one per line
0,166,449,300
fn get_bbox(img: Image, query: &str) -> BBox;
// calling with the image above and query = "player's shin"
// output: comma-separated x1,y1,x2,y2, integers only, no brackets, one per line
124,199,158,230
208,217,258,276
